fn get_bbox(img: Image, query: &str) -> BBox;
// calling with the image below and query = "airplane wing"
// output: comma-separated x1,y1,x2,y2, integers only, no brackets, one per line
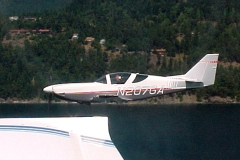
0,117,123,160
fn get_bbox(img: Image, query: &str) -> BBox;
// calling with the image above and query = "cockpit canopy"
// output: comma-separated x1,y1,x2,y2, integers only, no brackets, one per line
95,72,148,84
95,75,107,84
109,72,131,84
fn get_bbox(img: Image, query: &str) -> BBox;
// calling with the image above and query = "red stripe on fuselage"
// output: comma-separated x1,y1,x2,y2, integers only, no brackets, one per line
56,87,177,95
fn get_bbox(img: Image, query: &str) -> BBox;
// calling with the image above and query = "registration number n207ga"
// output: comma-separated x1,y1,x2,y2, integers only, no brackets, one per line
117,86,164,96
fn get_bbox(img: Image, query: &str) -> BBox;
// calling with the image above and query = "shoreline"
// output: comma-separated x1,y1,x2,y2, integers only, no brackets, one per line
0,95,238,105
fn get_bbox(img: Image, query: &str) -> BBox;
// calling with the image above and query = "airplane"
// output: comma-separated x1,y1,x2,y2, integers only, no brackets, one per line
43,54,219,105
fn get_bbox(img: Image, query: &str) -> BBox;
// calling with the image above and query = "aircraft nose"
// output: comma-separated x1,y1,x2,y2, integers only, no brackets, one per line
43,86,53,93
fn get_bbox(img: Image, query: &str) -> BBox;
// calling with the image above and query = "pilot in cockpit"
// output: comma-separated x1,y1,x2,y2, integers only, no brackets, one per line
115,74,123,84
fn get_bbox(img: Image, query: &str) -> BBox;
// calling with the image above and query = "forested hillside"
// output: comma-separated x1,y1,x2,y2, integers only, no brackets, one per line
0,0,240,102
0,0,72,15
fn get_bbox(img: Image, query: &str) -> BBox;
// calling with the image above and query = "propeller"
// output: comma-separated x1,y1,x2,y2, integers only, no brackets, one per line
48,92,52,111
48,74,53,109
43,71,53,112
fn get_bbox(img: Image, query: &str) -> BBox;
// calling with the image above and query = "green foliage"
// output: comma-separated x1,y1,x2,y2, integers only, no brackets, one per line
1,0,240,101
109,53,148,73
0,0,72,15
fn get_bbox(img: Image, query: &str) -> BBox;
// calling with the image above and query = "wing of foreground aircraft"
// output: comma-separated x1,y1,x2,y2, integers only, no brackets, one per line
0,117,123,160
43,54,219,104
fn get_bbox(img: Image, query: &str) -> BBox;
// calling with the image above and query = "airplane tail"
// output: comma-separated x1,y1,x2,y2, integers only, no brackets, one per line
182,54,219,86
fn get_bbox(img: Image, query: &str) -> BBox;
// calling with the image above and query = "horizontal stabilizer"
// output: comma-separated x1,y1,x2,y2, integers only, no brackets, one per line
180,78,201,82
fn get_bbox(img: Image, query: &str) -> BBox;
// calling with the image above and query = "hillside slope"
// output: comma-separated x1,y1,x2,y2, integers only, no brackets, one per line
1,0,240,103
0,0,72,15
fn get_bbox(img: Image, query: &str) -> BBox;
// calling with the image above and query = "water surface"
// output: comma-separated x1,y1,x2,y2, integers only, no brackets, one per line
0,103,239,159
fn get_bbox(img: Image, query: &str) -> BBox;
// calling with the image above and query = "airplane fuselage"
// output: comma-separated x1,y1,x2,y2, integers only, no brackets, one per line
44,74,199,103
43,54,219,104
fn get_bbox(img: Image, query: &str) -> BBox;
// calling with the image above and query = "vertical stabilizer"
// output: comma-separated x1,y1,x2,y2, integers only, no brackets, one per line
184,54,219,86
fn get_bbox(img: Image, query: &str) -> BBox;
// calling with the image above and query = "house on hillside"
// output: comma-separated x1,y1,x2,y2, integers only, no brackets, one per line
151,48,166,56
9,30,29,34
9,16,19,21
115,45,123,51
72,33,78,40
32,29,50,34
85,37,95,45
100,39,105,45
24,17,37,21
115,45,127,52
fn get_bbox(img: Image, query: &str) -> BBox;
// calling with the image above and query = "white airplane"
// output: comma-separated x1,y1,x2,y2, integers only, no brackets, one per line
43,54,219,104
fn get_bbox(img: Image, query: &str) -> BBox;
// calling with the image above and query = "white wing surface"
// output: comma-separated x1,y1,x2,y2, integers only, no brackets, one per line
0,117,123,160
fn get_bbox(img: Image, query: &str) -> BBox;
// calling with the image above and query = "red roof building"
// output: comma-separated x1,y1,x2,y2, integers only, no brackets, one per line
9,30,29,34
32,29,50,34
151,48,166,56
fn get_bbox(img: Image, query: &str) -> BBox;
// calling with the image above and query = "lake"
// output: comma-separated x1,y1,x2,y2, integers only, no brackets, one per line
0,103,239,159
